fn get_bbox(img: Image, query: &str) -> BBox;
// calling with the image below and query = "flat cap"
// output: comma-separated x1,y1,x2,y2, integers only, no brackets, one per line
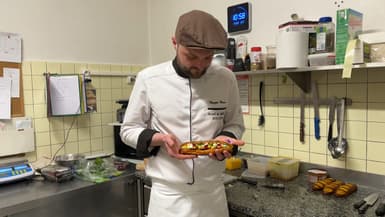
175,10,227,50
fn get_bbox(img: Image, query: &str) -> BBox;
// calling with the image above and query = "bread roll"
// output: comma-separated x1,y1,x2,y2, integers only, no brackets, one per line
323,180,344,195
335,183,357,197
312,178,335,191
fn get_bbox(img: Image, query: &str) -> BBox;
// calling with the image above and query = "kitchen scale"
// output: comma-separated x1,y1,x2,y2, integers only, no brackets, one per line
0,159,35,184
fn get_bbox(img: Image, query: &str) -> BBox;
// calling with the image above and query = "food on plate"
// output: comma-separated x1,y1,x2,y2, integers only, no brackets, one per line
323,180,344,195
179,140,233,155
334,183,358,197
312,177,336,191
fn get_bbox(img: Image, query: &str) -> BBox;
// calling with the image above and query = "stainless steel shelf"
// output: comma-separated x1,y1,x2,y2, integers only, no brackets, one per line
234,62,385,92
234,62,385,75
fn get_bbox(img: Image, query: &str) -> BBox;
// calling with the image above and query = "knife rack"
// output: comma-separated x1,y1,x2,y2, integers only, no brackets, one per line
273,97,352,106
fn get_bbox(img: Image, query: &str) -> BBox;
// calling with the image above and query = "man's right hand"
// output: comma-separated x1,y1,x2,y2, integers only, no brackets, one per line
151,133,196,160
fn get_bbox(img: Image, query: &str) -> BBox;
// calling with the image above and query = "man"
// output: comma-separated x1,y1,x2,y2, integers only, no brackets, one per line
120,10,245,217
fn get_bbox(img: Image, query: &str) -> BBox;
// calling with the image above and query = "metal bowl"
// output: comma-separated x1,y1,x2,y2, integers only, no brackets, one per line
55,153,86,167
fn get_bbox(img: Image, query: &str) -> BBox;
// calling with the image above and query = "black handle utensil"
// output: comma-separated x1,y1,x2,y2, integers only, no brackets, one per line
376,202,385,216
258,81,265,126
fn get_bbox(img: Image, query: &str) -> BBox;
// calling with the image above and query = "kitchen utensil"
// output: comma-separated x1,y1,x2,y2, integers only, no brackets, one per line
353,192,379,214
327,97,337,142
311,81,320,140
299,91,305,143
375,200,385,216
261,183,285,190
54,153,86,168
258,81,265,126
328,98,348,159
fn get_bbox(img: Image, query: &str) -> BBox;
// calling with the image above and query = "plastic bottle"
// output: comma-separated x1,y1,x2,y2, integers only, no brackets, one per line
250,46,262,71
316,16,335,53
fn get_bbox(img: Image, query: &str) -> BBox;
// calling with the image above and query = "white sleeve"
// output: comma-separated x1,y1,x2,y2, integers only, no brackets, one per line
120,71,150,149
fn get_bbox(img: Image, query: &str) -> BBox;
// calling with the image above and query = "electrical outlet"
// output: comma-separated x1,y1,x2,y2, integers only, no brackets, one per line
126,75,136,84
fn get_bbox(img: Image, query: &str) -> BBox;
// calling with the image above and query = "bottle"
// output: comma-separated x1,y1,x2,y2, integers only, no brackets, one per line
250,46,262,71
266,45,276,69
316,16,335,53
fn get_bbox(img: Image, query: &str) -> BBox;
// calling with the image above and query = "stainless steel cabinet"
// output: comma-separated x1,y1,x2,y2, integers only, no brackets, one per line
8,176,138,217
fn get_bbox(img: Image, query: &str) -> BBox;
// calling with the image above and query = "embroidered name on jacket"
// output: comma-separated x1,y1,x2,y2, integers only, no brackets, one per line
208,100,226,120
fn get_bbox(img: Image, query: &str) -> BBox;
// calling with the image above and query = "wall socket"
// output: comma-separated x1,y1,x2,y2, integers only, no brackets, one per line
126,75,136,84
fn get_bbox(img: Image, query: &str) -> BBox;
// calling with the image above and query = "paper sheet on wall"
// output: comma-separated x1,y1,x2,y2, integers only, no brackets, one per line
3,67,20,97
0,32,22,63
0,77,12,119
236,75,250,114
48,75,81,116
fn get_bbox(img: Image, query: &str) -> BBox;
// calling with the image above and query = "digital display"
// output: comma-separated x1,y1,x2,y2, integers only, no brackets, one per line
227,2,251,34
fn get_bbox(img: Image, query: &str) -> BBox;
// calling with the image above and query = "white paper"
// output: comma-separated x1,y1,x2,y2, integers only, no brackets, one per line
49,75,81,116
236,75,250,114
0,77,12,119
0,32,22,63
3,67,20,97
15,118,32,129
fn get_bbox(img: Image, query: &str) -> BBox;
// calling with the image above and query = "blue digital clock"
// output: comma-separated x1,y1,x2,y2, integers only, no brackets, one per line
227,2,251,34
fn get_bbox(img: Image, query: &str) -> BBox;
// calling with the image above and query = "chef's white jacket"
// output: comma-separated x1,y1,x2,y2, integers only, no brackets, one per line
120,60,245,217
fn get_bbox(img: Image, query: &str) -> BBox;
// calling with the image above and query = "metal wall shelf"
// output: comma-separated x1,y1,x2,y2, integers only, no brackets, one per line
234,62,385,93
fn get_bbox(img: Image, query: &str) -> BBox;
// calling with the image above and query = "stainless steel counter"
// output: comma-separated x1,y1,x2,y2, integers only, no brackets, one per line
0,169,138,217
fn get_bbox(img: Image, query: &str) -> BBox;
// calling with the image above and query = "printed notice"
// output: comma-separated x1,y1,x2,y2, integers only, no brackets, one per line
0,77,12,119
48,75,81,116
3,67,20,97
0,32,22,63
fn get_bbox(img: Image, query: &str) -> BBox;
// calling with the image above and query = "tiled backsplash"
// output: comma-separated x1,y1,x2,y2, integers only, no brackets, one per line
22,62,385,177
241,68,385,176
22,61,144,162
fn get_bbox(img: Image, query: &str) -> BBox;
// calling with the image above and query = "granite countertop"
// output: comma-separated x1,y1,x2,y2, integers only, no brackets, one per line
226,174,385,217
137,167,385,217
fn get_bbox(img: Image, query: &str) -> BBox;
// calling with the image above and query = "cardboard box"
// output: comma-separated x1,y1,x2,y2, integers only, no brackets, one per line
335,8,363,64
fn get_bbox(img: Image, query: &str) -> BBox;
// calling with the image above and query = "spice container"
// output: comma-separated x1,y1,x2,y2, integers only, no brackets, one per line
250,46,262,71
307,169,328,183
316,16,335,53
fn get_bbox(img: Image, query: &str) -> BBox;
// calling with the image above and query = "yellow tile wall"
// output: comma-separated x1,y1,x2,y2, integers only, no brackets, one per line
22,61,144,162
243,68,385,176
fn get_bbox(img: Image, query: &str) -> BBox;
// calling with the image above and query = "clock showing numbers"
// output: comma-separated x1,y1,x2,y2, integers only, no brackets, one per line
227,2,251,34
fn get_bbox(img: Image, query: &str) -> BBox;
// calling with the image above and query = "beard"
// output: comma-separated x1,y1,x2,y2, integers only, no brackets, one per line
176,56,208,79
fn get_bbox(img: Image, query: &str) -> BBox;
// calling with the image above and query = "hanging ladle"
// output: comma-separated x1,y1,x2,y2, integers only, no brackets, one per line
328,98,348,159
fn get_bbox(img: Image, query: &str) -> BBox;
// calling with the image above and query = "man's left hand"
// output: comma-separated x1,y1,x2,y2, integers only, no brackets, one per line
208,136,244,161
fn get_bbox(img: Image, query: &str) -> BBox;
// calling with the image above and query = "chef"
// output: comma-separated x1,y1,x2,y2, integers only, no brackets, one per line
120,10,245,217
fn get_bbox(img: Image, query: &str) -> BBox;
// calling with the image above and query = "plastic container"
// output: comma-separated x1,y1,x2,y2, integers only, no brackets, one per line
268,156,299,181
246,156,269,178
316,16,335,53
265,45,276,69
250,46,262,71
225,157,242,170
308,52,336,66
307,169,328,183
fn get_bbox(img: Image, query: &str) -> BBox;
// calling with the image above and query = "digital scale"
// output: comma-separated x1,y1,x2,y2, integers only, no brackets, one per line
0,162,35,184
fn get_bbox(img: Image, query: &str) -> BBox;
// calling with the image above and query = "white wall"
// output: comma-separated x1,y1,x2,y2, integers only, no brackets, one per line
0,0,149,64
148,0,385,64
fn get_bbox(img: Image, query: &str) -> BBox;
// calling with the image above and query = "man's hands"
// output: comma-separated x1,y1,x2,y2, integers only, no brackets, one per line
151,133,244,161
151,133,196,160
209,136,245,161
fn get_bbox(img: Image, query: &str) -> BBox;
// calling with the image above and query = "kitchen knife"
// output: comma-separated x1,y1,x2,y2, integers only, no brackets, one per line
354,193,379,214
300,91,305,143
376,200,385,216
312,82,320,140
